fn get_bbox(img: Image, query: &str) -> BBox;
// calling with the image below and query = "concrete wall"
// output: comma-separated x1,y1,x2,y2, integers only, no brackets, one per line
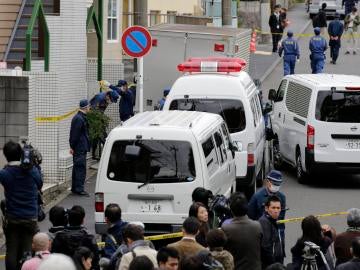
0,76,29,148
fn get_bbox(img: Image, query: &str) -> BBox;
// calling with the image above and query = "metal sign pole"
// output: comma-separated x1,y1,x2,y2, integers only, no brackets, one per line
139,57,144,113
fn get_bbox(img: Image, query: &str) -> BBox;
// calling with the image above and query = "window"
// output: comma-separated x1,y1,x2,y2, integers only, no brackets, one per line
150,10,161,26
107,0,118,41
214,131,227,164
107,140,195,183
250,97,259,127
167,11,176,24
202,136,219,176
285,81,312,118
315,90,360,123
276,80,287,102
169,99,246,133
221,123,231,149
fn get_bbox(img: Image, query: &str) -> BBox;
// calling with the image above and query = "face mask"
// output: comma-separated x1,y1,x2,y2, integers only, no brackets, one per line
269,184,280,193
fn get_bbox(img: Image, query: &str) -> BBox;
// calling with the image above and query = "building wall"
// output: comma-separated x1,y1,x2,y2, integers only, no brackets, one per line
87,0,124,61
148,0,203,15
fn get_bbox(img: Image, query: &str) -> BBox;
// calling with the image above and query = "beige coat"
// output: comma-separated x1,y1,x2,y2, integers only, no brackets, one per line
118,246,158,270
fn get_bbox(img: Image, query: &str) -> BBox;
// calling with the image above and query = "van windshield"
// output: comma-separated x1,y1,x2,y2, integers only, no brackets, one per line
315,90,360,123
169,99,246,133
107,140,196,183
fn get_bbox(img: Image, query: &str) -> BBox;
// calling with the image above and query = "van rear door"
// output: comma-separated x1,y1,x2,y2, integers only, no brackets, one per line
102,139,201,230
313,89,360,163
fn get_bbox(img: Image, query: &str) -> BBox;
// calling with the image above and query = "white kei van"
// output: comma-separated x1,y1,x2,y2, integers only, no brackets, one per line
268,74,360,182
163,57,266,196
95,111,236,234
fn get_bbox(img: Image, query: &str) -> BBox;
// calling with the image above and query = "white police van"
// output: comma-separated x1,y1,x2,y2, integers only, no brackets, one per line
95,111,238,234
163,57,266,197
268,74,360,182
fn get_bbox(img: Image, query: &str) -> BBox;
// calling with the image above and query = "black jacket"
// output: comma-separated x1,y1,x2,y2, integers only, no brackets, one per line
259,214,285,268
313,10,327,28
269,13,284,33
291,236,333,270
336,258,360,270
51,226,99,270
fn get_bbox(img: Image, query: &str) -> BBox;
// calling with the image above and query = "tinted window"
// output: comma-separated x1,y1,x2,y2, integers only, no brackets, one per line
315,91,360,123
107,140,196,183
170,99,246,133
214,131,227,164
276,80,287,102
202,136,219,176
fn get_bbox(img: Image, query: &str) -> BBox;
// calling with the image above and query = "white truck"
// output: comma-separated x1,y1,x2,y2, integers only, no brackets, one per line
307,0,345,18
142,24,252,111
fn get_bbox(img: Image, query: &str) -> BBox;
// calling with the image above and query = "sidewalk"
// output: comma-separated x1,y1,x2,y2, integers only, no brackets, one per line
249,3,311,82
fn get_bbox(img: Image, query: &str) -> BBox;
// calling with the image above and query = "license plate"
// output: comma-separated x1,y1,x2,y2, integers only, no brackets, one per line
346,139,360,149
140,201,161,213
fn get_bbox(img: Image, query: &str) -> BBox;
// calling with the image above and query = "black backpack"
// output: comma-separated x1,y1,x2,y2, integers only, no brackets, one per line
55,229,91,257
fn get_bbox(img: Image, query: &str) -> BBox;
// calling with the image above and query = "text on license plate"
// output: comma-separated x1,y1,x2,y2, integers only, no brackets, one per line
346,139,360,149
140,201,161,213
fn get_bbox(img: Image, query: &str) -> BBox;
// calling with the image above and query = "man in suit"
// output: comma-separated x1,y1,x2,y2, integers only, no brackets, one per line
222,192,263,270
168,217,206,259
269,4,284,53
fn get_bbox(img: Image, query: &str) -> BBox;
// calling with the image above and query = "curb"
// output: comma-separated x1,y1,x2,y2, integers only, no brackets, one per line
259,19,312,83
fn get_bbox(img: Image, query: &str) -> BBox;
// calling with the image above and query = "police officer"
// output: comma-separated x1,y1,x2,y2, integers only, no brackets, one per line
309,27,328,74
328,13,344,64
248,170,287,238
158,87,170,110
278,30,300,75
69,99,91,196
90,90,119,112
104,80,134,122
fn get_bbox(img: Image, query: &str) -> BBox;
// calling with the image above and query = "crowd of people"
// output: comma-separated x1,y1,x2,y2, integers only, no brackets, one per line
1,140,360,270
269,2,360,75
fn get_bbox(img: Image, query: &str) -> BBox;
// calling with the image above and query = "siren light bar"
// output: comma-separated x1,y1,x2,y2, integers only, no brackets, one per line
177,57,246,73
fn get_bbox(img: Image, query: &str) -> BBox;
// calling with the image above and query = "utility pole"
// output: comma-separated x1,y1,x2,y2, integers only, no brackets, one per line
222,0,233,27
133,0,148,26
260,0,271,43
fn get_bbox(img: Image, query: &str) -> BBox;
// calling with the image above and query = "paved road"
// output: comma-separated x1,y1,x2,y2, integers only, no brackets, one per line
260,22,360,264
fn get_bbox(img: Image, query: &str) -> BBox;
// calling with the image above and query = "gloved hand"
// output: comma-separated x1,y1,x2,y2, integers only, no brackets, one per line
102,80,111,87
296,59,300,63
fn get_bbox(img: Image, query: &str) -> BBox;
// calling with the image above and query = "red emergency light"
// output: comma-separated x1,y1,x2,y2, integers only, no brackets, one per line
345,86,360,91
187,57,247,68
214,43,225,52
177,61,243,73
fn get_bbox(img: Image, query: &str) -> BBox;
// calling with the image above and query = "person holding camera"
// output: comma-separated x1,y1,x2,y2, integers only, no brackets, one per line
291,215,336,270
0,141,43,270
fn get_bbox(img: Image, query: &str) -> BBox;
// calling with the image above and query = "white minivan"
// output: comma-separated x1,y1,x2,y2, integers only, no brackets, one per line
95,110,237,234
269,74,360,182
163,57,266,196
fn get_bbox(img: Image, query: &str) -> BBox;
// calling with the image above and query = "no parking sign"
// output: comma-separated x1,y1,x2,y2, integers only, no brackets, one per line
121,26,152,113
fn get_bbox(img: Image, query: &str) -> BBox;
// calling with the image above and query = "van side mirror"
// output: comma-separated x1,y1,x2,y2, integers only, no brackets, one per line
268,89,277,101
125,145,141,160
263,102,273,115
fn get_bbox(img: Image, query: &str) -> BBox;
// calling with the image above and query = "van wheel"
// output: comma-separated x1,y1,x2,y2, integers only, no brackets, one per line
273,139,283,170
296,152,308,184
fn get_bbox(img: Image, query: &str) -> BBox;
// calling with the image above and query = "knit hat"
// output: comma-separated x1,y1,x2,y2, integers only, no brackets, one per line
117,80,128,87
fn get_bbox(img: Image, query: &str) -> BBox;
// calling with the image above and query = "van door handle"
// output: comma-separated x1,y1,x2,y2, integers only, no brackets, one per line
283,114,285,123
278,112,281,118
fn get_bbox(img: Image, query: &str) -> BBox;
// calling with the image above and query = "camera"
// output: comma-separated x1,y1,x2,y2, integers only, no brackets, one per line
303,241,321,256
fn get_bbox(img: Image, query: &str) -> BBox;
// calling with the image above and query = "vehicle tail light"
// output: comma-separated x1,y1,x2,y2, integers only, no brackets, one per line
177,61,242,73
247,143,255,166
95,192,104,212
307,125,315,150
345,87,360,91
152,39,158,47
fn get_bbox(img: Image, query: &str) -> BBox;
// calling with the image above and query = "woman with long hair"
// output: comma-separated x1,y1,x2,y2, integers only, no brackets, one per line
73,247,94,270
189,202,210,247
291,215,336,270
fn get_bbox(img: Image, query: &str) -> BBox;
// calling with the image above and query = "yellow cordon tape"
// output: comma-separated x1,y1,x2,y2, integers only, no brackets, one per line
35,108,78,122
254,28,360,39
277,211,349,224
